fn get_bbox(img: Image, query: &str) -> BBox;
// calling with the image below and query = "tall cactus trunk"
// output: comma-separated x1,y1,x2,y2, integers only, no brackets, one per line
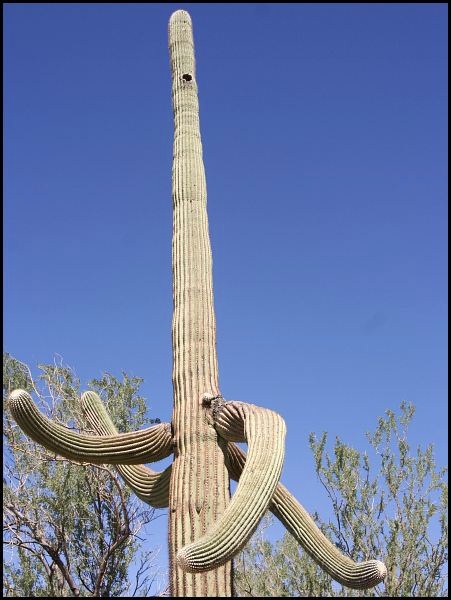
168,10,232,596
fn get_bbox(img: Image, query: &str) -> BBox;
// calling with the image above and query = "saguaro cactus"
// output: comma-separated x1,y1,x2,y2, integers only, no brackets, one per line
8,9,387,597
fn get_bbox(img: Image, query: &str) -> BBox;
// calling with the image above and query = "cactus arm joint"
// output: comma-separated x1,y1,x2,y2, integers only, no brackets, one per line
176,399,286,573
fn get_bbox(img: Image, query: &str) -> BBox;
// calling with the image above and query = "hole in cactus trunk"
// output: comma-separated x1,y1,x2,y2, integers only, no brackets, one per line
182,73,192,82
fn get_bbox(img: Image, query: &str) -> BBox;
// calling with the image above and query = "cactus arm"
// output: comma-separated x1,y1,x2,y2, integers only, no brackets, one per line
225,442,387,590
81,391,171,508
176,400,286,572
8,389,173,465
116,464,171,508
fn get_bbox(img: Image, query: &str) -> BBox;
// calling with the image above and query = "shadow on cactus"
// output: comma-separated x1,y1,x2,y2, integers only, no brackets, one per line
8,9,387,598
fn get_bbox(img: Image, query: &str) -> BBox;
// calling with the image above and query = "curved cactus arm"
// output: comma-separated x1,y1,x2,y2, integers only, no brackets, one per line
176,399,286,572
81,391,171,508
116,464,171,508
226,442,387,590
8,389,173,465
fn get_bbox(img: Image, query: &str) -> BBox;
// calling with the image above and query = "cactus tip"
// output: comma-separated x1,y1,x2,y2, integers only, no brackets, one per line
170,9,192,24
176,548,193,572
81,390,99,401
7,388,31,410
375,560,387,581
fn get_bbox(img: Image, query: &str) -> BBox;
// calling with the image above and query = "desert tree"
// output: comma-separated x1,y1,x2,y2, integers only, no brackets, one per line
3,353,164,597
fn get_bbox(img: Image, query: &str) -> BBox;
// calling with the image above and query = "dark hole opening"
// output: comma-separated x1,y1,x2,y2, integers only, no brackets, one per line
182,73,192,82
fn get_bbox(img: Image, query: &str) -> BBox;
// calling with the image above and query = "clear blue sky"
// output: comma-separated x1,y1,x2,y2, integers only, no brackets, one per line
4,2,448,588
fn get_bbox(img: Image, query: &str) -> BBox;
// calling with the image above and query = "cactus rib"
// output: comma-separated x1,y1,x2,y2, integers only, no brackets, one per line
226,442,387,589
81,391,171,508
8,389,173,465
176,400,286,572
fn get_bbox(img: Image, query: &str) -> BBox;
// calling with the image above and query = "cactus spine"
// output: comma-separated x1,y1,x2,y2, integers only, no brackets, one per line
7,9,387,597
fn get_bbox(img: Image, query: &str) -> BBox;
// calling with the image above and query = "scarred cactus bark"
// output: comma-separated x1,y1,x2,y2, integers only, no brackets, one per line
7,9,387,598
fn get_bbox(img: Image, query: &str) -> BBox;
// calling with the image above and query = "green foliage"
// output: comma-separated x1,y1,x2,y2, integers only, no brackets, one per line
3,353,162,597
235,402,448,597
